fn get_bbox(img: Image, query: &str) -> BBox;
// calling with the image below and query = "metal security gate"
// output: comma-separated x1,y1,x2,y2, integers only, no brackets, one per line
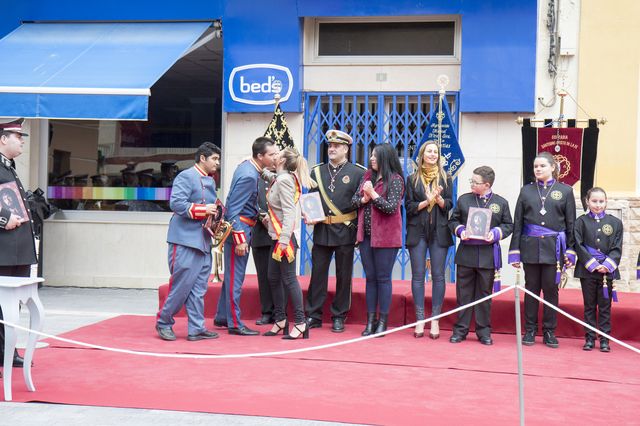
301,92,460,280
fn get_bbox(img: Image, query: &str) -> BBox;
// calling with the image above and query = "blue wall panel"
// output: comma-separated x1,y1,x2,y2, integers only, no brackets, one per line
1,0,537,114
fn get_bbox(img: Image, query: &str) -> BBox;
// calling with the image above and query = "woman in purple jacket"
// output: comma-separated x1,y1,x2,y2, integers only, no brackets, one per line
353,143,405,337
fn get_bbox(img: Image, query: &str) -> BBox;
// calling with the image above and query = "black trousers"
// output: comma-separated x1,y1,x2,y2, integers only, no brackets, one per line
580,277,612,340
267,240,305,325
523,263,558,333
305,243,355,321
0,265,30,357
252,245,274,316
453,265,494,338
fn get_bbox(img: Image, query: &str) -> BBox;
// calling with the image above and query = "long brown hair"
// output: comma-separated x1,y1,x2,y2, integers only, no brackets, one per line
412,140,448,188
281,146,317,189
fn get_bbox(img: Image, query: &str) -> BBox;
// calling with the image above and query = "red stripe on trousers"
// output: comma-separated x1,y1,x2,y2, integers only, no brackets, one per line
157,244,178,319
229,248,239,328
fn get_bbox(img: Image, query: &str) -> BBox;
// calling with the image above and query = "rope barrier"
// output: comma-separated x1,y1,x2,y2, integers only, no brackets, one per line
0,285,516,360
2,284,639,359
518,285,640,355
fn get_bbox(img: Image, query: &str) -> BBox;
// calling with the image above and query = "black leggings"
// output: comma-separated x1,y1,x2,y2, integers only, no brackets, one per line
267,238,305,324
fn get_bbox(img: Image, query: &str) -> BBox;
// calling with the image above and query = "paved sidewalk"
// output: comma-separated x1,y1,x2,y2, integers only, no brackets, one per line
0,287,352,426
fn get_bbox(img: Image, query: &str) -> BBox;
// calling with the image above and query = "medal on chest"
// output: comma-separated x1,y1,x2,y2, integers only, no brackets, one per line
536,183,556,216
328,162,347,192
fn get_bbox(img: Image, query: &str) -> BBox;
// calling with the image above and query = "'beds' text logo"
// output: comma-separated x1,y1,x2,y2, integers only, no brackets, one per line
229,64,293,105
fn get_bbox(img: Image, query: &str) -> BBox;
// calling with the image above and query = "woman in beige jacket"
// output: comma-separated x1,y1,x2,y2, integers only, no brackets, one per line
263,147,316,339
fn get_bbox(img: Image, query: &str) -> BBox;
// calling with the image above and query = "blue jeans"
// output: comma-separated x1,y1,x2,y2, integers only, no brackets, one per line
359,236,399,314
408,236,448,318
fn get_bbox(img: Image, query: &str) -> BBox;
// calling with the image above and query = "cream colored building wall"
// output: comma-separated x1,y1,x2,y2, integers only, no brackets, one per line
577,0,640,195
42,212,170,288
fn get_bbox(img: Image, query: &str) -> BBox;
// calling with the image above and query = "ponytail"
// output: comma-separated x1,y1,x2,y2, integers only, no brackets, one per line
282,146,317,189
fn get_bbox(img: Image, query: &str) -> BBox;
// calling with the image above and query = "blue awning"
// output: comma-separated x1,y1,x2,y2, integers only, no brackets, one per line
0,22,211,120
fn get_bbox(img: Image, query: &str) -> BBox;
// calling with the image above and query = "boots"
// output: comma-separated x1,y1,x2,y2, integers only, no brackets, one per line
362,312,377,336
414,308,425,338
374,313,388,337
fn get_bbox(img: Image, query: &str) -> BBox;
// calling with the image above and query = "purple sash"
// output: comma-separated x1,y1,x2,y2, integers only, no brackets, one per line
462,228,502,292
585,245,618,302
523,224,566,284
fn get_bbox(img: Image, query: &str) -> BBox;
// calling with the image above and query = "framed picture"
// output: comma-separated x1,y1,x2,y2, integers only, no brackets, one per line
300,192,326,222
466,207,492,240
0,181,29,223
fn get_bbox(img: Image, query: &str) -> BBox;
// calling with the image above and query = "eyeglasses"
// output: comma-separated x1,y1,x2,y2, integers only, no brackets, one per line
469,179,485,186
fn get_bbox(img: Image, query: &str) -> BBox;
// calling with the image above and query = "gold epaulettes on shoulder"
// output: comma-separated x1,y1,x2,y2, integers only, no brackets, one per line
353,162,367,171
311,162,324,170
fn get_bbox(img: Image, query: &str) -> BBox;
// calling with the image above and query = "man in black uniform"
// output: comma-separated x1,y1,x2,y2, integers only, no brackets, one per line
305,129,365,332
449,166,513,345
251,175,275,325
0,118,37,368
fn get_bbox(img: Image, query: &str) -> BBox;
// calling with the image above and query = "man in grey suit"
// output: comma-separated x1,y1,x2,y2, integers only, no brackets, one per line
156,142,222,341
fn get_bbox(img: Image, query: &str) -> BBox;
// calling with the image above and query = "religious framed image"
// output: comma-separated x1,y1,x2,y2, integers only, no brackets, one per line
0,181,29,223
466,207,491,239
300,192,326,222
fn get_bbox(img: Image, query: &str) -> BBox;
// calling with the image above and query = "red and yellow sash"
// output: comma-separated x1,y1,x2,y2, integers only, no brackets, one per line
268,173,301,263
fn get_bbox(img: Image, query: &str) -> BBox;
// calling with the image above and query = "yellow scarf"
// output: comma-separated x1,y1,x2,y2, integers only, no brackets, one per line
419,164,439,212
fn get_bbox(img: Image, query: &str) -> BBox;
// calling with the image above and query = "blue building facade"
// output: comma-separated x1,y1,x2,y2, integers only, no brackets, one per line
2,0,537,115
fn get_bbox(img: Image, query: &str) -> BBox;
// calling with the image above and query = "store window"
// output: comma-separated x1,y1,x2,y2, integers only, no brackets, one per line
47,30,222,212
308,17,460,64
318,21,455,56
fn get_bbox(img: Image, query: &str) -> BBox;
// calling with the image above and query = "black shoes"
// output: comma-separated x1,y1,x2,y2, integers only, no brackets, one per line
449,334,466,343
263,320,289,336
373,313,388,337
522,330,535,346
306,317,323,329
600,339,611,352
543,331,559,348
228,326,260,336
3,352,25,368
331,317,345,333
213,318,228,328
156,325,177,341
478,336,493,346
187,330,219,341
362,313,377,337
283,323,309,340
256,314,274,326
583,337,595,351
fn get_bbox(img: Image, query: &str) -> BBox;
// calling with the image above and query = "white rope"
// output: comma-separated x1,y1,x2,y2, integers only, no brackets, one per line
519,285,640,355
0,285,516,360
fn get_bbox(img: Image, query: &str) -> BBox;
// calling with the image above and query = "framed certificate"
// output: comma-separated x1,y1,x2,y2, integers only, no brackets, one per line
466,207,492,240
0,181,29,223
300,192,326,222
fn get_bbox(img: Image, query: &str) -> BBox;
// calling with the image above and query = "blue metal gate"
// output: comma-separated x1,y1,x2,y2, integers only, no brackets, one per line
301,92,460,280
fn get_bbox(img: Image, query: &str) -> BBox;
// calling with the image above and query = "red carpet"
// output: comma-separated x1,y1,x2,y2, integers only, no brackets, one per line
160,275,640,340
6,315,640,424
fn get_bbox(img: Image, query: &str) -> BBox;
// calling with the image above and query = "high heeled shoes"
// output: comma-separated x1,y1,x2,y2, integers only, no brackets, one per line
282,322,309,340
414,322,425,338
263,319,289,336
429,319,440,339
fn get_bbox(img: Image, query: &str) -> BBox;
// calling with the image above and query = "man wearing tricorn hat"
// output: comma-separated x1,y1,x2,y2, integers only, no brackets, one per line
0,118,36,367
304,129,365,332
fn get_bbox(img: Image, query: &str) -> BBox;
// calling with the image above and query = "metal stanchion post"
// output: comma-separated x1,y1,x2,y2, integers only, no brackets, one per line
514,268,525,425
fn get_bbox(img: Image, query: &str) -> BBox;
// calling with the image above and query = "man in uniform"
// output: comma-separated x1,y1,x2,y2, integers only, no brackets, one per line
0,118,36,367
305,129,365,332
251,175,275,325
156,142,221,341
448,166,513,345
214,137,278,335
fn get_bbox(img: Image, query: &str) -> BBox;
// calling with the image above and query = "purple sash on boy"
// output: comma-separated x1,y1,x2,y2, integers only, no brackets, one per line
522,224,566,284
462,228,502,292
